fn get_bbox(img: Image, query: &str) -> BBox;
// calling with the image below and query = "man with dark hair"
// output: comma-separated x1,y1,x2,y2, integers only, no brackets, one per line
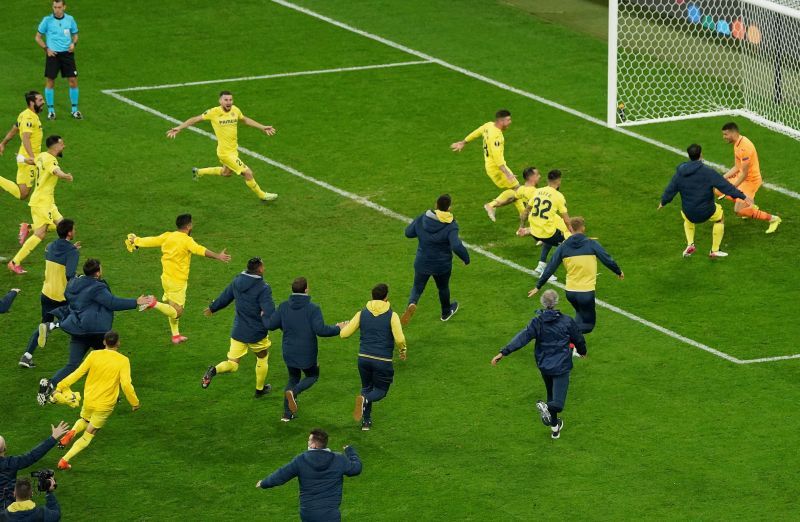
518,169,572,280
3,477,60,521
0,289,21,314
0,421,69,510
492,289,586,439
719,122,781,233
54,330,140,470
0,91,45,202
451,110,524,220
402,194,470,324
201,257,275,397
166,91,278,202
37,259,152,406
18,218,79,369
256,429,361,522
127,214,231,343
660,143,752,258
266,277,347,421
529,217,623,334
340,284,407,430
8,135,72,275
35,0,80,120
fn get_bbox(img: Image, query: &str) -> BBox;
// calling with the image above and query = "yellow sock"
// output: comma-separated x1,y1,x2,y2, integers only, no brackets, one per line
168,317,180,336
0,176,21,199
63,432,94,462
215,360,239,374
197,167,223,176
154,302,178,319
73,417,88,435
683,220,696,246
712,221,724,251
12,235,42,265
244,178,266,199
255,355,269,390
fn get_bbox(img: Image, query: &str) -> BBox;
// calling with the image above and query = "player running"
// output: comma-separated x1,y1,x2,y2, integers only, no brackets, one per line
126,214,231,344
201,257,275,398
451,110,523,221
166,91,277,202
517,169,572,281
0,91,45,203
54,331,140,470
719,122,781,233
8,135,72,275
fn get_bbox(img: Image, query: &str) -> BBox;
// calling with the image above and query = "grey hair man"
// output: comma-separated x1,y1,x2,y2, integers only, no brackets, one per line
491,289,586,439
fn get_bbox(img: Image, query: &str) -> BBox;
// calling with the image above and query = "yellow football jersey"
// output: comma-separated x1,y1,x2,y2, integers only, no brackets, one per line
515,184,538,203
203,105,244,156
134,230,207,282
17,108,43,159
465,122,507,170
30,152,60,208
57,349,139,410
527,186,568,238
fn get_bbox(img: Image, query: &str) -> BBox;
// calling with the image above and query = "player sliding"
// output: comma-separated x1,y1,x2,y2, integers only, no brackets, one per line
451,109,523,222
126,214,231,344
166,90,278,202
719,122,781,234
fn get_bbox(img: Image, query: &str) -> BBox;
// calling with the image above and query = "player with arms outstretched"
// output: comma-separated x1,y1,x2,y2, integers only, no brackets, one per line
126,214,231,343
451,110,522,221
166,91,277,202
720,122,781,233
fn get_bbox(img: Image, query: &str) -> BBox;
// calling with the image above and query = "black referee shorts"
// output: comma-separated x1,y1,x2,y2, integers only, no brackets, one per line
45,51,78,79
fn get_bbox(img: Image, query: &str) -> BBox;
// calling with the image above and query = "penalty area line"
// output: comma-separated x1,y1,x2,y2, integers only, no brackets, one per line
102,90,797,365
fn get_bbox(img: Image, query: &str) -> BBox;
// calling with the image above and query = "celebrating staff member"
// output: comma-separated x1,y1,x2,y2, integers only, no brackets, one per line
35,0,81,120
491,289,586,439
529,217,623,334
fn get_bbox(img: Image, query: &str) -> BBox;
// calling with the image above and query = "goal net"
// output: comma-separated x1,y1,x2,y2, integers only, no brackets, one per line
609,0,800,140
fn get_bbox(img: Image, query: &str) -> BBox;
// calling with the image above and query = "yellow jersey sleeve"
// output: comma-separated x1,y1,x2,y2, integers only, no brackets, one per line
134,232,169,248
185,236,207,257
202,107,220,121
234,106,245,120
17,112,34,134
119,357,139,407
554,191,568,214
339,310,362,338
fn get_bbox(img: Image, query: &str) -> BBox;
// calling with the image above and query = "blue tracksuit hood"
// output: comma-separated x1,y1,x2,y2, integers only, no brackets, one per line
302,449,337,471
290,293,311,309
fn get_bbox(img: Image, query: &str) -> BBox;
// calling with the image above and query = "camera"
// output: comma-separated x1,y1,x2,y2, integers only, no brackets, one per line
30,469,56,492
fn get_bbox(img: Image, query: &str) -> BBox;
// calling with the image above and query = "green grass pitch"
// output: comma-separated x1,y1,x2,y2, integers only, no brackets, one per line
1,1,799,520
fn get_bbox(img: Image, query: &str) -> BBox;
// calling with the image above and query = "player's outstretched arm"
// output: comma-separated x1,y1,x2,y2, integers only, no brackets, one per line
204,248,231,263
166,115,204,138
0,124,18,155
20,132,35,164
241,116,276,136
53,168,73,182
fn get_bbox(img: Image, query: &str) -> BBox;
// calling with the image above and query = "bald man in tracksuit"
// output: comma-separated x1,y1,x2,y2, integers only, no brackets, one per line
529,217,623,334
339,283,406,431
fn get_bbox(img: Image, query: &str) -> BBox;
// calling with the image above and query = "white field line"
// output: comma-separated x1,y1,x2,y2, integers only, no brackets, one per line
104,60,432,93
271,0,800,202
102,89,794,364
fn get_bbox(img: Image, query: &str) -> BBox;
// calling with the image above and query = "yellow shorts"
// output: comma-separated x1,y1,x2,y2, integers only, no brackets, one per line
31,205,62,231
486,166,518,190
683,203,723,224
80,407,114,429
227,336,271,360
218,153,248,175
16,161,37,188
161,275,187,306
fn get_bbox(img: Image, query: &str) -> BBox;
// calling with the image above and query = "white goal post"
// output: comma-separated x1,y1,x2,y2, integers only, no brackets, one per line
608,0,800,140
